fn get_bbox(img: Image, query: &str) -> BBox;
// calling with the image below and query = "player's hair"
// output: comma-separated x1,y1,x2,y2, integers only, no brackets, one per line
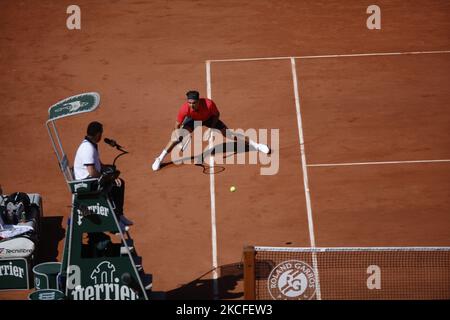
186,90,200,100
87,121,103,136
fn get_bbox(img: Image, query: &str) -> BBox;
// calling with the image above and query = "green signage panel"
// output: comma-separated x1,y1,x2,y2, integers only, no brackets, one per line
66,258,143,300
48,92,100,121
73,196,120,233
0,258,29,290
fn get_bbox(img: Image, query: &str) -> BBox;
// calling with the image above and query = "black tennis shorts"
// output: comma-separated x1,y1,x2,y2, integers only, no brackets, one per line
183,117,227,131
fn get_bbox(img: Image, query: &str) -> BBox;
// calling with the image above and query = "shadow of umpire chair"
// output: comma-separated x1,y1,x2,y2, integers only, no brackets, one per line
43,92,150,300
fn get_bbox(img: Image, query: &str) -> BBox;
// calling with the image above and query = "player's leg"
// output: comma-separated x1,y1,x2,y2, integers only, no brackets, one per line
152,124,193,171
233,132,271,154
206,119,271,154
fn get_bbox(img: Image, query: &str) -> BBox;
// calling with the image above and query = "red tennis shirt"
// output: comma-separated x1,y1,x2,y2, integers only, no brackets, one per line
177,98,220,123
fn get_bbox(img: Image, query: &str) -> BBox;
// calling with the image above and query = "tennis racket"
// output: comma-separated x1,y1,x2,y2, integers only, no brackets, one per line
177,117,193,151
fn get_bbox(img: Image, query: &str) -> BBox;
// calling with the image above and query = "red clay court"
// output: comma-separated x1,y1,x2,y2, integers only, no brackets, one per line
0,1,449,299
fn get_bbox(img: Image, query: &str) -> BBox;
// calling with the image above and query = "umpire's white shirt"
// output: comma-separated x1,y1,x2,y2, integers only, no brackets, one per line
74,139,101,180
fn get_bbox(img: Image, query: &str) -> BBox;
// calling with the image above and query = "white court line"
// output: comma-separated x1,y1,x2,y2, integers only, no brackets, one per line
209,50,450,63
206,60,219,300
290,57,322,300
209,56,293,63
296,50,450,60
308,159,450,167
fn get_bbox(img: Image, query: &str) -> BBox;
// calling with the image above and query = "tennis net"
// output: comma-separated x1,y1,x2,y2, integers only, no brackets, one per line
243,246,450,300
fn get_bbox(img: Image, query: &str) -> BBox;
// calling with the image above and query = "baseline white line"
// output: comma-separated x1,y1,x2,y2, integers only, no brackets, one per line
209,50,450,63
209,56,292,63
206,60,219,300
308,159,450,167
297,50,450,60
290,57,322,300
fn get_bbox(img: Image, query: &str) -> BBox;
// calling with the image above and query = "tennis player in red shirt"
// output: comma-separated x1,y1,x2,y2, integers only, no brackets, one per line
152,90,270,171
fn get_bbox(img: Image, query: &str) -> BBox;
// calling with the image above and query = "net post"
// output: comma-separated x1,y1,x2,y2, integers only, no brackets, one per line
243,245,256,300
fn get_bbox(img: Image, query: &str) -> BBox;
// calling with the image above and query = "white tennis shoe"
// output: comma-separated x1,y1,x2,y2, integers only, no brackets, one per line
257,143,271,154
152,157,162,171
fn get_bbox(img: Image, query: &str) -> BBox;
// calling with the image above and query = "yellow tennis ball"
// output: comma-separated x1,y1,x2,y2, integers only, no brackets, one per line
230,186,236,192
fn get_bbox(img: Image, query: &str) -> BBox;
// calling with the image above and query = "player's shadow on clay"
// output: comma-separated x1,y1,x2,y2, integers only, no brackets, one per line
165,262,244,300
160,141,254,173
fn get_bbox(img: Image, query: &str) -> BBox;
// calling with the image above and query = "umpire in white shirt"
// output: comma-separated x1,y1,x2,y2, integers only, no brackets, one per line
74,121,133,229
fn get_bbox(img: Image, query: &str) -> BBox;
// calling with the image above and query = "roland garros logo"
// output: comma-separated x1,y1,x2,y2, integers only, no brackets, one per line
268,260,316,300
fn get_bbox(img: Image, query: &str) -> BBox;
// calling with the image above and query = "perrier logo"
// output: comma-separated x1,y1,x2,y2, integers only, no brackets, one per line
70,261,139,300
0,260,28,290
76,203,110,226
0,261,25,279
